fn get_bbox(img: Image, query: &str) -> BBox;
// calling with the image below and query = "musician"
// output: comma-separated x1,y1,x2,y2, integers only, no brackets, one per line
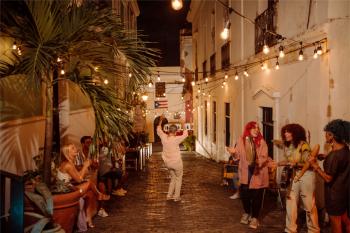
227,121,269,229
278,124,320,233
308,119,350,233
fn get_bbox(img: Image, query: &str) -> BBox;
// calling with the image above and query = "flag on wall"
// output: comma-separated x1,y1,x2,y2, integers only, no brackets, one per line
155,100,168,109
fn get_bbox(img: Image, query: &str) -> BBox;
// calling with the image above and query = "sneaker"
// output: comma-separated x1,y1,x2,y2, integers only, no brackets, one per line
173,197,182,202
120,188,128,194
249,217,259,229
229,192,240,199
166,196,174,201
112,189,125,196
97,208,109,218
240,213,251,225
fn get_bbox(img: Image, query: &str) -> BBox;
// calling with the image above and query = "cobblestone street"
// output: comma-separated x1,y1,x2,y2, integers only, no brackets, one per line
88,144,329,233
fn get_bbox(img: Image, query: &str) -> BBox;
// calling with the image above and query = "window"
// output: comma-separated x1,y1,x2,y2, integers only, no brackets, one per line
225,103,230,147
261,107,273,158
202,60,207,79
210,53,216,76
221,42,230,69
204,101,208,135
213,101,217,143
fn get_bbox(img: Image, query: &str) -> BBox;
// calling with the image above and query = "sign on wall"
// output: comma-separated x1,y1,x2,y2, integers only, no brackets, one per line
155,82,165,97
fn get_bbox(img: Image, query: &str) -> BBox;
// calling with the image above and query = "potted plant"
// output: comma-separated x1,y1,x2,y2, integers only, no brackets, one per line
0,0,157,183
182,135,196,151
0,0,158,232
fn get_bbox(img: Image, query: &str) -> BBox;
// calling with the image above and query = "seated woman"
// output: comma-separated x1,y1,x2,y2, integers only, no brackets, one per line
57,143,110,228
98,139,127,196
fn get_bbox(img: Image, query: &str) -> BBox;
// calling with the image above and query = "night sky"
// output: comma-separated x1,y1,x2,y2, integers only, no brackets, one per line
137,0,191,66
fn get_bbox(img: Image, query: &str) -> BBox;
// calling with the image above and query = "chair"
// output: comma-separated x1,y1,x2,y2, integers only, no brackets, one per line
125,149,138,171
261,167,284,210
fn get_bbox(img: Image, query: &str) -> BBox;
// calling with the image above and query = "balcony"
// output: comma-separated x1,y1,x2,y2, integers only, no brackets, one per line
255,5,278,54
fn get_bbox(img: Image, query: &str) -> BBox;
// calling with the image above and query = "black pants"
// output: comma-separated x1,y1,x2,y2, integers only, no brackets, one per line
240,185,264,218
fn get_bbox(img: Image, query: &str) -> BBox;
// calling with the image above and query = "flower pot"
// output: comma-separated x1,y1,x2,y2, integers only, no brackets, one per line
25,188,81,233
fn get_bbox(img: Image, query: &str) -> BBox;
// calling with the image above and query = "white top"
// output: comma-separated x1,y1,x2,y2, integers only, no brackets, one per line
57,169,72,183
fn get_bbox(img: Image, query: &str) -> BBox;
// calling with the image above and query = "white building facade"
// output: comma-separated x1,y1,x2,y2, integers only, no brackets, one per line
186,0,350,163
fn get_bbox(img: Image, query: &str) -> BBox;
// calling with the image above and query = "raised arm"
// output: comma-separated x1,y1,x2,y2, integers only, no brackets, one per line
156,115,166,139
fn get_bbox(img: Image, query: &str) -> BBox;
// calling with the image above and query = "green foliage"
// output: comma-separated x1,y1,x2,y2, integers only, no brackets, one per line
182,135,196,151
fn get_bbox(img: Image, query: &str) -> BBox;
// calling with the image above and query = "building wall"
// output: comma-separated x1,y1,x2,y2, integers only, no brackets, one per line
187,0,350,163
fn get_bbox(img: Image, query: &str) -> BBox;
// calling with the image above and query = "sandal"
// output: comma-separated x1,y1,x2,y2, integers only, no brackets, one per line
87,221,95,228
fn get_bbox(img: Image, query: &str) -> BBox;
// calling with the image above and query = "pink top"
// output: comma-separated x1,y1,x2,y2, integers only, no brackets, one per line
157,125,188,166
235,136,269,189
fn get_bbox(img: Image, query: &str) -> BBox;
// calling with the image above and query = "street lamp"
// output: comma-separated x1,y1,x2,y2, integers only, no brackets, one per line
171,0,183,10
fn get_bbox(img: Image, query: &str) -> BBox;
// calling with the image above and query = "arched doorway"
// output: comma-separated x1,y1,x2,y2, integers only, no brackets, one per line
153,116,168,142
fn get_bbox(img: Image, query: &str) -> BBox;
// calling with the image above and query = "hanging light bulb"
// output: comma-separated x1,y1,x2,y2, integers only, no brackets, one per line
298,42,304,61
224,73,228,80
313,48,318,59
220,21,231,40
182,77,186,82
222,81,226,86
157,71,160,81
191,81,195,86
275,57,280,70
263,41,269,54
279,45,285,58
208,94,211,98
243,70,249,77
141,94,148,101
234,71,239,80
60,68,65,75
205,77,209,82
317,44,323,55
171,0,183,10
221,85,224,88
57,57,62,62
128,72,132,78
12,42,17,50
261,62,267,70
94,66,99,71
197,89,201,93
17,47,22,56
148,80,153,87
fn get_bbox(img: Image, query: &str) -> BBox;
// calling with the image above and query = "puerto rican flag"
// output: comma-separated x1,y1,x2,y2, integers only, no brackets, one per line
155,100,168,109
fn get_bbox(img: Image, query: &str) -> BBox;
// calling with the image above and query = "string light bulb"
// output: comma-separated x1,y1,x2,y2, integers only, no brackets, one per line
243,70,249,77
298,42,304,61
205,77,209,82
128,72,132,78
171,0,183,11
220,21,231,40
17,47,22,56
279,45,285,58
148,80,153,88
157,71,160,81
191,81,195,86
234,71,239,80
57,57,62,62
317,44,323,55
182,77,185,82
224,73,228,80
12,42,17,50
263,41,269,54
275,57,280,70
313,48,318,59
60,68,65,75
261,62,267,70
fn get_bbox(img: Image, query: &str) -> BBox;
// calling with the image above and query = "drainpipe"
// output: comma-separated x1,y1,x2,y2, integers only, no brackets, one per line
240,0,245,132
272,92,281,182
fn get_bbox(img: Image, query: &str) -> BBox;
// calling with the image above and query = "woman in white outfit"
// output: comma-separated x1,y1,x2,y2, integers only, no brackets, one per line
157,115,188,202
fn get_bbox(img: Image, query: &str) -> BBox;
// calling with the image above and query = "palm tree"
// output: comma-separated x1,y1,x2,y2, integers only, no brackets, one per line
0,0,158,185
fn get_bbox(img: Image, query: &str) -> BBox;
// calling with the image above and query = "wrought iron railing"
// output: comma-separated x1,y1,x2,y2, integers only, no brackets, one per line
255,5,278,54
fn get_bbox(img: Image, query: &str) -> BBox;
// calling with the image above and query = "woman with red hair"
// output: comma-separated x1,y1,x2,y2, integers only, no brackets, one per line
227,121,269,229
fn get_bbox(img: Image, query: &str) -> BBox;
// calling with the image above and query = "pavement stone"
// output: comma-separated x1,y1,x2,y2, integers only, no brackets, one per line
87,144,330,233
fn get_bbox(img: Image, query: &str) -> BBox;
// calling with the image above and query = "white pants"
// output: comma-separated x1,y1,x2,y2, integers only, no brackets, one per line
166,160,183,199
285,170,320,233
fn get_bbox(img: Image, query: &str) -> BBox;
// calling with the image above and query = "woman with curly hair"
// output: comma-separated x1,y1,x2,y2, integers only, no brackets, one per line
309,119,350,233
278,124,320,233
227,121,270,229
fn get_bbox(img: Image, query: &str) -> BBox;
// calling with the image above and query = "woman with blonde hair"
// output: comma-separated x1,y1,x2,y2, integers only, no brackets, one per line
57,143,110,228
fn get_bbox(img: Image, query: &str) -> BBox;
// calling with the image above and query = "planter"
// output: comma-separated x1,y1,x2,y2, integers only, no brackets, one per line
25,188,81,233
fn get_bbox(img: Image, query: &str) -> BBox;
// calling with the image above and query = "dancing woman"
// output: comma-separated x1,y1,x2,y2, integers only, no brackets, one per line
278,124,320,233
227,121,269,229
